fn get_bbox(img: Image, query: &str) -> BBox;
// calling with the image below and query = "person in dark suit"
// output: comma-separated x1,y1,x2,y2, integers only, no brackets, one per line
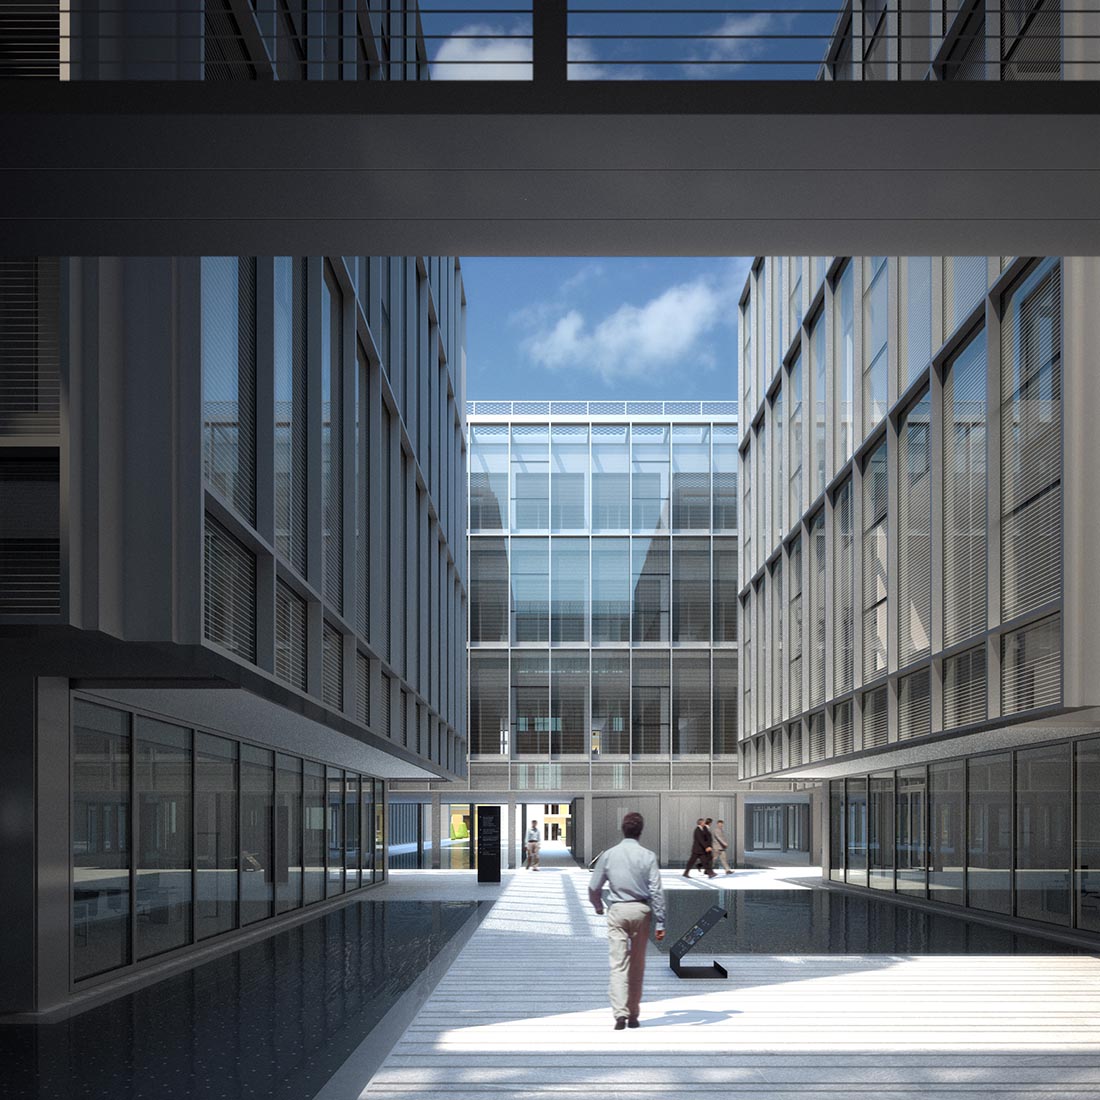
683,818,715,877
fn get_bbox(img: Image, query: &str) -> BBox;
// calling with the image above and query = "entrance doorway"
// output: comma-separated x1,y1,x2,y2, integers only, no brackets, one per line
746,802,811,863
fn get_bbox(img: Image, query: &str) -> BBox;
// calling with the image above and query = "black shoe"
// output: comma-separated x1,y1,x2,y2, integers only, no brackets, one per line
682,871,691,877
627,1017,640,1028
614,1017,627,1030
706,871,717,878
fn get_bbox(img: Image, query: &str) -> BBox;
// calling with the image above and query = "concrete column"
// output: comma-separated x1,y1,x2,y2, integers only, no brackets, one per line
581,793,593,868
506,794,517,869
429,791,441,869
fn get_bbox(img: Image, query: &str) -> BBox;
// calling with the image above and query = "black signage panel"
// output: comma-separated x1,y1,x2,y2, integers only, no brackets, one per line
476,805,501,883
669,904,728,979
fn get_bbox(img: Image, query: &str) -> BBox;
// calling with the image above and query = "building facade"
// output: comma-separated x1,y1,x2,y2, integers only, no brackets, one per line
0,250,467,1016
738,253,1100,938
393,400,819,866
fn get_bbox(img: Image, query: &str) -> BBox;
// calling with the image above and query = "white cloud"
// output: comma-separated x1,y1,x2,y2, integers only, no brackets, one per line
522,276,735,384
431,23,531,81
683,12,795,78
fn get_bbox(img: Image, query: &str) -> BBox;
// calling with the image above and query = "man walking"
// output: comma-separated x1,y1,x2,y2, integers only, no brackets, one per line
589,812,666,1029
526,819,541,870
683,817,715,877
712,818,733,874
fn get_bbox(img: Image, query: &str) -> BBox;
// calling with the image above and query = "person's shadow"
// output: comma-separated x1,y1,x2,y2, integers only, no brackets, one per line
643,1008,740,1027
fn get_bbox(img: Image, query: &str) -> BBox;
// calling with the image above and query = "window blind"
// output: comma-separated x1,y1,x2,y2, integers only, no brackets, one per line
203,513,256,662
274,579,307,691
898,393,932,664
0,258,59,436
1003,614,1061,715
944,646,987,728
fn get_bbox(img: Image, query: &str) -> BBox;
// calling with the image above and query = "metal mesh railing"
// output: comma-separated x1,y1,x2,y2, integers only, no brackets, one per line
1,0,1094,81
466,399,739,417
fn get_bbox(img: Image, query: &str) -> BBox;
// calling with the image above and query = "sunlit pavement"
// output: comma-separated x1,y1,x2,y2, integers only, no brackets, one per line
337,857,1100,1099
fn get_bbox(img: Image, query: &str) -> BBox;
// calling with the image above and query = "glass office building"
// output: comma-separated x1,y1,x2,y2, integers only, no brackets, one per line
738,254,1100,938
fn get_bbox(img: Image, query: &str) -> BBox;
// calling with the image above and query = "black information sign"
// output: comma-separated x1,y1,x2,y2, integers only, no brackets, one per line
476,805,501,883
669,904,728,979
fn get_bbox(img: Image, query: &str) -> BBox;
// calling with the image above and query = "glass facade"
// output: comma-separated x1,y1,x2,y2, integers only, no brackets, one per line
830,736,1100,933
71,698,383,986
467,413,738,784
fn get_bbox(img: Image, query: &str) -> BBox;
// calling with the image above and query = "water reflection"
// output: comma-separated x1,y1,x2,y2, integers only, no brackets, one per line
0,900,480,1100
661,889,1095,955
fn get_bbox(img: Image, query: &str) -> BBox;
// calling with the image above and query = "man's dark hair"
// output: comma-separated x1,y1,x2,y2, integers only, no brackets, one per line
705,817,713,824
621,812,644,838
717,819,724,825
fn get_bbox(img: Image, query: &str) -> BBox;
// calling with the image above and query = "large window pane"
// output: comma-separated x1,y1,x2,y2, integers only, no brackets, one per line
672,651,710,756
713,651,738,754
326,768,345,896
240,744,274,925
896,767,928,897
73,701,131,981
195,732,238,940
809,310,826,496
1016,743,1070,926
551,424,588,531
829,780,845,883
902,257,933,386
967,753,1012,915
834,262,854,468
470,651,509,756
930,759,965,904
863,256,889,433
273,256,307,573
303,761,325,904
511,538,549,643
1076,739,1100,932
631,424,669,533
672,538,710,642
551,537,588,643
275,753,302,913
712,425,738,531
513,650,550,756
713,537,738,644
592,652,630,757
511,424,549,532
361,778,375,883
345,774,361,889
632,537,670,643
898,393,932,663
846,777,868,887
591,424,630,532
470,424,509,531
551,650,588,755
672,424,710,530
868,773,894,891
321,264,343,608
592,538,629,643
862,442,888,679
788,354,803,521
135,717,192,960
470,538,509,643
833,478,855,694
632,652,670,756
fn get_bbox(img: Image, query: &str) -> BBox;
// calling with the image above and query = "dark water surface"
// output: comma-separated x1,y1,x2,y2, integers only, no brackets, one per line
661,888,1097,956
0,900,481,1100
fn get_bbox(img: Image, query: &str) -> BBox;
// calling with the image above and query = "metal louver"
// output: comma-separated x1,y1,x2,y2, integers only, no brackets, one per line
833,479,855,695
322,622,343,711
356,651,370,726
898,669,931,741
274,579,306,691
944,646,987,728
862,685,888,748
809,510,826,706
0,258,60,435
380,673,391,738
833,701,854,756
1001,260,1061,619
809,712,826,762
203,514,256,662
1002,615,1061,715
862,441,888,679
204,0,256,80
0,457,60,615
788,723,803,767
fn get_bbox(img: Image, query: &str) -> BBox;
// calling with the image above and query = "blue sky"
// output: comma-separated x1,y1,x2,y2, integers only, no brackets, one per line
461,257,751,403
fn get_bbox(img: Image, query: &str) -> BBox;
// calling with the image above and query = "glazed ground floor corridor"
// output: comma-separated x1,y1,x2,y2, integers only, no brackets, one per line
5,860,1100,1099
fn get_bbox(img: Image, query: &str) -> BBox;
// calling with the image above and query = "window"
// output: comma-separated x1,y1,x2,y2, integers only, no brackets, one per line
470,424,509,531
672,652,710,755
1016,743,1071,926
551,538,588,643
712,425,738,531
513,650,550,756
591,538,630,643
1001,259,1062,619
862,442,888,679
846,777,868,886
511,424,549,532
550,651,588,755
326,767,345,896
591,424,629,532
833,479,855,694
203,514,257,663
1002,615,1061,715
510,538,549,643
787,353,803,522
195,733,238,939
809,310,826,495
592,652,630,755
944,332,988,645
321,264,343,609
944,647,987,728
469,538,509,643
808,510,826,706
713,537,738,644
240,745,274,925
470,651,509,755
551,424,588,531
834,262,855,466
276,754,303,913
713,651,738,754
303,761,325,905
944,257,987,336
901,257,933,386
770,387,784,542
898,392,931,663
896,767,928,896
672,538,710,643
631,652,670,755
632,537,670,643
672,424,710,530
967,753,1012,915
869,773,895,891
273,257,307,572
863,256,889,433
769,557,784,723
631,424,670,533
788,535,803,715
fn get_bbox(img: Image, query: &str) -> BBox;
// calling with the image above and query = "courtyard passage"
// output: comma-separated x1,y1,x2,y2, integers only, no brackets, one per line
356,857,1100,1100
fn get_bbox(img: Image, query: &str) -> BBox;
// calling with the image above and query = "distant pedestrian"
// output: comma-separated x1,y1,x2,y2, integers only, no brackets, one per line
703,818,717,876
588,812,666,1029
683,818,715,877
526,820,541,870
712,819,733,874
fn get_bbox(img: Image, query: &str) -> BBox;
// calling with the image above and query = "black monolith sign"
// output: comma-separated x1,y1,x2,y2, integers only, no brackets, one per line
476,805,501,883
669,904,728,979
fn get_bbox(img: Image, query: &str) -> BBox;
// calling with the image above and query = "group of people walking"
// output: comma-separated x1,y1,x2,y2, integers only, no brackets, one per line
683,816,732,878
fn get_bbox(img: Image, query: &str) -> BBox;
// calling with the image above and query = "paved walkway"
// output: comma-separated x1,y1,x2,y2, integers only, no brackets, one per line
354,862,1100,1099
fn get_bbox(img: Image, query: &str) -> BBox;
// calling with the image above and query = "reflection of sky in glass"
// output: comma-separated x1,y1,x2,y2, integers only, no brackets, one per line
418,0,844,81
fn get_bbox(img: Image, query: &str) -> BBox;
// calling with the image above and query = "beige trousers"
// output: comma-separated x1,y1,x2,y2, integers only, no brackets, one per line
526,841,540,868
606,901,651,1020
713,845,732,872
